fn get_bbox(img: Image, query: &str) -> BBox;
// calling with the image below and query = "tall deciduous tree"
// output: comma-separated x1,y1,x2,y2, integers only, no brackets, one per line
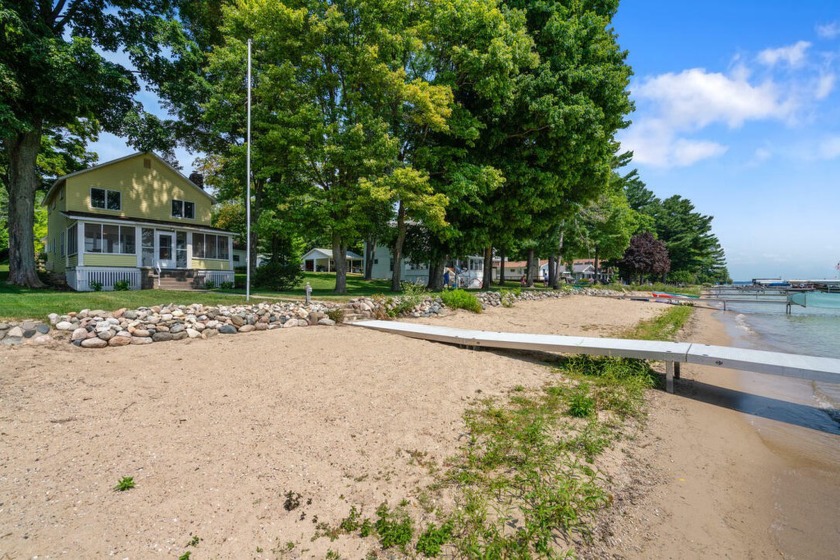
412,0,535,286
196,0,455,293
0,1,182,286
472,0,633,287
565,185,635,282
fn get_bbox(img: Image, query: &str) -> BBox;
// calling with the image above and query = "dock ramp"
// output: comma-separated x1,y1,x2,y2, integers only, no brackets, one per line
352,320,840,393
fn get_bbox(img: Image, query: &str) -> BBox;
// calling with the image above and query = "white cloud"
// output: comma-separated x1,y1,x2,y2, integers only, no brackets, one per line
672,139,729,166
817,136,840,159
631,68,793,130
619,120,727,168
624,38,840,169
622,68,794,168
815,73,836,99
817,22,840,39
758,41,811,68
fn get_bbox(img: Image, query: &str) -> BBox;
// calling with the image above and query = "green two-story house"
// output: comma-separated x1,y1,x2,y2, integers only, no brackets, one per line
44,152,235,291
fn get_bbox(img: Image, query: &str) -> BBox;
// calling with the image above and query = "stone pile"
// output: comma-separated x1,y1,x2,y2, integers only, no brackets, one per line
477,286,621,307
0,320,54,347
48,302,340,348
1,287,625,350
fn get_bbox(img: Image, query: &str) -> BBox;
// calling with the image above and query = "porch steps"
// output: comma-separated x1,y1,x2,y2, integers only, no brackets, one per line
154,270,201,291
156,277,200,291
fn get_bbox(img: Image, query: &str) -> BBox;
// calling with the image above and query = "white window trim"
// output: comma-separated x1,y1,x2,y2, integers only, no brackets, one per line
171,199,195,219
83,223,136,255
90,187,121,211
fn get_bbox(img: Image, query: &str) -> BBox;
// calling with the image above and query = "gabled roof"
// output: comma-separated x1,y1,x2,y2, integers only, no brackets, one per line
45,152,214,205
302,248,364,260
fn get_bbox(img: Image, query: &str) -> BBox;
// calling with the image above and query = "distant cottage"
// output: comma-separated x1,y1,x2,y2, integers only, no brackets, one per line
44,152,235,291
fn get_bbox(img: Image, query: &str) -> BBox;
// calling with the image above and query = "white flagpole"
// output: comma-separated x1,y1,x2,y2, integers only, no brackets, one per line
246,38,252,302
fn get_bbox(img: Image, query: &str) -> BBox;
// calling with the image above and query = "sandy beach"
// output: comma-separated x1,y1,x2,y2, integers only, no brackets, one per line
1,294,838,558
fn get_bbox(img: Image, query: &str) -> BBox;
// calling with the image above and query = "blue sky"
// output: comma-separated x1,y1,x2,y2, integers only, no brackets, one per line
612,1,840,281
90,1,840,281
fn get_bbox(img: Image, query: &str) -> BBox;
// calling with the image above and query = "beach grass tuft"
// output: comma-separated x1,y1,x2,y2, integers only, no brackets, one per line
439,289,482,313
621,305,693,341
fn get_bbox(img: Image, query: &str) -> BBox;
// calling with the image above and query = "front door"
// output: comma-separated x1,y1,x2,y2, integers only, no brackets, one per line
156,231,176,269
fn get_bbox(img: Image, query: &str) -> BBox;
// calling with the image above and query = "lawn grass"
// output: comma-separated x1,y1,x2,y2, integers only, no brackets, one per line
236,271,393,300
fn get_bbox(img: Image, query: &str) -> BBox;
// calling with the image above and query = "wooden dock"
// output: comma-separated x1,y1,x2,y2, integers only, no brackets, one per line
352,320,840,393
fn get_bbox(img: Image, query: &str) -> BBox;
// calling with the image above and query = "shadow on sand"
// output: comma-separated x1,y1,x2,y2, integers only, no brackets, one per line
674,378,840,436
454,345,840,435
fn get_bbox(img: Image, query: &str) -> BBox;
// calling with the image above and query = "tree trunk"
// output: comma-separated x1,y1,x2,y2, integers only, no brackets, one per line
482,245,493,289
364,236,376,280
5,129,46,288
390,201,406,292
427,256,445,291
525,248,535,287
548,255,556,288
551,226,564,289
498,250,506,285
332,234,347,294
249,179,264,273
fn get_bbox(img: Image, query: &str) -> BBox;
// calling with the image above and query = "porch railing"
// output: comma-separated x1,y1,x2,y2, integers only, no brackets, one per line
204,270,235,286
66,267,142,292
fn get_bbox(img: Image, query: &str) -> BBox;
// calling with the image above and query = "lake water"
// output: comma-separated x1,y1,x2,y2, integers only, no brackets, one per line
712,290,840,435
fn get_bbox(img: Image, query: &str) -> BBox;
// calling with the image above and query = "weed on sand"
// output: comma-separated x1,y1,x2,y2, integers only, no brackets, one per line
311,355,657,558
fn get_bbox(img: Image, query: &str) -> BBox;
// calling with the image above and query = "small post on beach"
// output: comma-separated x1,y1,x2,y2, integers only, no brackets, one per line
674,362,681,379
665,362,675,394
305,282,312,305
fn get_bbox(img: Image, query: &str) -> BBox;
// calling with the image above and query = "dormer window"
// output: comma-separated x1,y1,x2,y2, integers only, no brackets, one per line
172,199,195,219
91,188,121,211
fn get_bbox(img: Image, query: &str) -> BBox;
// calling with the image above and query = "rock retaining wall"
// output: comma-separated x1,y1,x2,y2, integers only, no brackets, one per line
0,288,622,349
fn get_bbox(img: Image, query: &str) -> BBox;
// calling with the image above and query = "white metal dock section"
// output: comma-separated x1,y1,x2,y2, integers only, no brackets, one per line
352,320,840,393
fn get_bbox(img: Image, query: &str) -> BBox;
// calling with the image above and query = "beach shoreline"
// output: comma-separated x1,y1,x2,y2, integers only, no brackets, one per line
1,295,837,558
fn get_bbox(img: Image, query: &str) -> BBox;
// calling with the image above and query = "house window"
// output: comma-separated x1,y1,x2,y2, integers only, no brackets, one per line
233,254,240,262
84,223,135,254
193,233,228,259
67,224,78,256
90,188,121,211
171,199,195,219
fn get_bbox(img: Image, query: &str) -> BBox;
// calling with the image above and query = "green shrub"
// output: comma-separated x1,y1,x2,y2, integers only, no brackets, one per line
219,281,234,290
326,308,345,323
440,289,482,313
113,280,130,291
253,260,303,291
90,281,103,292
204,280,216,289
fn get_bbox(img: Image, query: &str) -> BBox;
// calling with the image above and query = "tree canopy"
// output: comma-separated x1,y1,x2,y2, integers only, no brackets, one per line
0,0,186,285
1,0,731,291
